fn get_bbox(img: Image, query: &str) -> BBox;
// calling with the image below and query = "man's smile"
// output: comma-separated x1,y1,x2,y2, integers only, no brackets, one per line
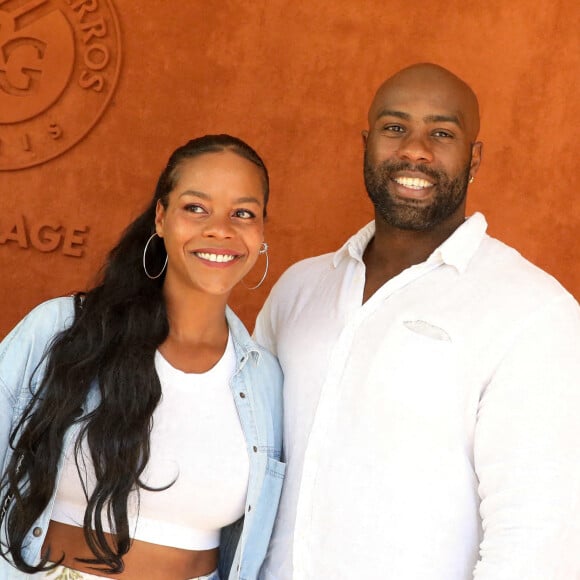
392,176,434,190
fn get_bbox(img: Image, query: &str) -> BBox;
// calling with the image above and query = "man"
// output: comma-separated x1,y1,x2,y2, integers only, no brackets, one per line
255,63,580,579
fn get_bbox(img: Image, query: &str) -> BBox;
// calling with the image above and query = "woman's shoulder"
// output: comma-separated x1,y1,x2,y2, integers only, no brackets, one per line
0,296,76,400
251,342,282,385
15,296,76,335
1,296,76,362
226,307,282,380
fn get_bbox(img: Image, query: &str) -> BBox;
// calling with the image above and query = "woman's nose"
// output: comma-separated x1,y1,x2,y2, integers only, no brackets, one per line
201,213,235,239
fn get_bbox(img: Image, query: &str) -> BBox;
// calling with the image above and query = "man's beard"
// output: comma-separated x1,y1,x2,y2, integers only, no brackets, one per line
363,153,471,231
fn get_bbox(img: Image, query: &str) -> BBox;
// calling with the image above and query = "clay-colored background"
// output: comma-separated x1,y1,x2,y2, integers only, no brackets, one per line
1,0,579,337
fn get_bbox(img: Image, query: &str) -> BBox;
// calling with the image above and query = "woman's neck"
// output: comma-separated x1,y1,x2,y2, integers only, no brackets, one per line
159,282,231,373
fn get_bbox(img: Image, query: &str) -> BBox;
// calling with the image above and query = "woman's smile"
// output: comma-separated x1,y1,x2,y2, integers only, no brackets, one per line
192,248,242,266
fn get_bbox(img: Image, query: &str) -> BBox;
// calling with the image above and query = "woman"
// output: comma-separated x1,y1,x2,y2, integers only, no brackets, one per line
0,135,284,580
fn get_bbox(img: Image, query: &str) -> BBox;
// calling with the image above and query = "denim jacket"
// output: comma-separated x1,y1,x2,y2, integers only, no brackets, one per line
0,297,285,580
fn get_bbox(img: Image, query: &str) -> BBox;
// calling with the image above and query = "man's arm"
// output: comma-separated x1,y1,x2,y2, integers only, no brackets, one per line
254,284,280,355
473,293,580,579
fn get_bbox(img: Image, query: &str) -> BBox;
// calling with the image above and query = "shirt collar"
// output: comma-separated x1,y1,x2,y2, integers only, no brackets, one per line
332,221,376,267
332,212,488,273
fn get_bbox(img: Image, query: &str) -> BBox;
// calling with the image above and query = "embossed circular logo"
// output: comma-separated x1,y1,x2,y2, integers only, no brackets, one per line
0,0,121,170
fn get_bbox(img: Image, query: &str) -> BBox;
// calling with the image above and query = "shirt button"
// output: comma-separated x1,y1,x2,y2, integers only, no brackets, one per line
239,392,246,398
248,505,252,512
32,527,42,537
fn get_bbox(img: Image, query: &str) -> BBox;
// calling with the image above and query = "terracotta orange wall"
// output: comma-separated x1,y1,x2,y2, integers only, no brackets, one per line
1,0,578,337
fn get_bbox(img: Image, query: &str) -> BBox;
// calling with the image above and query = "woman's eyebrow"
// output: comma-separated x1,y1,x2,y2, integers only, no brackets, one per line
179,190,262,205
179,189,210,199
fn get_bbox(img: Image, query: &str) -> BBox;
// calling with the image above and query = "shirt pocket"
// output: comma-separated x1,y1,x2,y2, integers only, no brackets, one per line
367,321,466,430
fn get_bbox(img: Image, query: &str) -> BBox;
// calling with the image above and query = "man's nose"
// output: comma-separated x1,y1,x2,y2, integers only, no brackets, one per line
396,133,434,163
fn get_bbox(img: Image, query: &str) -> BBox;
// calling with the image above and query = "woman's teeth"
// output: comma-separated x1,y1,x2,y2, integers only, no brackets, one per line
195,252,236,263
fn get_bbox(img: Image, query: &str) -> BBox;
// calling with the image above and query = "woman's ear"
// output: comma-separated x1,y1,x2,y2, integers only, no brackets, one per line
154,200,165,238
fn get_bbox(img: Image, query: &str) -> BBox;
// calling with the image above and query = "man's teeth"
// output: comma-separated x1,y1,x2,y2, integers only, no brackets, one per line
393,177,433,190
195,252,236,263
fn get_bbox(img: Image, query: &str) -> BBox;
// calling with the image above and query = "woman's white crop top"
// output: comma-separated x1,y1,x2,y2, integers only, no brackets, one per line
51,333,250,550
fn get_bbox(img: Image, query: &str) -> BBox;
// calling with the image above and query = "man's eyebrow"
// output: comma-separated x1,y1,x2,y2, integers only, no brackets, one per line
375,110,462,127
375,109,410,120
423,114,462,127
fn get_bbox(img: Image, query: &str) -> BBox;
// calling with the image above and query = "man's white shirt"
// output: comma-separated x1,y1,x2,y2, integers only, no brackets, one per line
255,213,580,580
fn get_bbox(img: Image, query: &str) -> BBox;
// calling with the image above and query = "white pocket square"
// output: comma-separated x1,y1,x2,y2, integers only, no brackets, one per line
403,320,452,342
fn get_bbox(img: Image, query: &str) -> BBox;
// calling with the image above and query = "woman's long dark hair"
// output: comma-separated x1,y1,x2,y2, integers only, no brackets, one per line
0,134,269,574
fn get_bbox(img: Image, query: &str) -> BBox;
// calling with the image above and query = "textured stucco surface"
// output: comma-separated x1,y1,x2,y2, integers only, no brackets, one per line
1,0,578,336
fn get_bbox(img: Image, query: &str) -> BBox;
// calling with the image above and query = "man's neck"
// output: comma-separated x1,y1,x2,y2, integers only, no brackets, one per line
361,213,465,302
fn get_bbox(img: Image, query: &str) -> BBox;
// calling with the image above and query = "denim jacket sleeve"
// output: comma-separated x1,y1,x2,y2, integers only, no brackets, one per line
219,307,285,580
0,298,76,575
0,298,76,479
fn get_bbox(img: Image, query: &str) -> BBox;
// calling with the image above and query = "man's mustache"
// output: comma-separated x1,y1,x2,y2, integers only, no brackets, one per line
378,162,442,183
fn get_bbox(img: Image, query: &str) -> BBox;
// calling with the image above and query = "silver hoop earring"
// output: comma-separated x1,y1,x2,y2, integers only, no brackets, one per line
242,242,269,290
143,233,168,280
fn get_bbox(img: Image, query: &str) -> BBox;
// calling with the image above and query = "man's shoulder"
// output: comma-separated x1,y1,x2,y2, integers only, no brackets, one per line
475,234,575,303
282,251,337,275
273,252,337,292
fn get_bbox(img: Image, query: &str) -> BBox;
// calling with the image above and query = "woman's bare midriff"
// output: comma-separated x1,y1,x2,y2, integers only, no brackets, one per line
42,520,219,579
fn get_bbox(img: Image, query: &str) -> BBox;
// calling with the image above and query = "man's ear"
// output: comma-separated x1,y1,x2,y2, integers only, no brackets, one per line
470,141,483,177
361,129,369,149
